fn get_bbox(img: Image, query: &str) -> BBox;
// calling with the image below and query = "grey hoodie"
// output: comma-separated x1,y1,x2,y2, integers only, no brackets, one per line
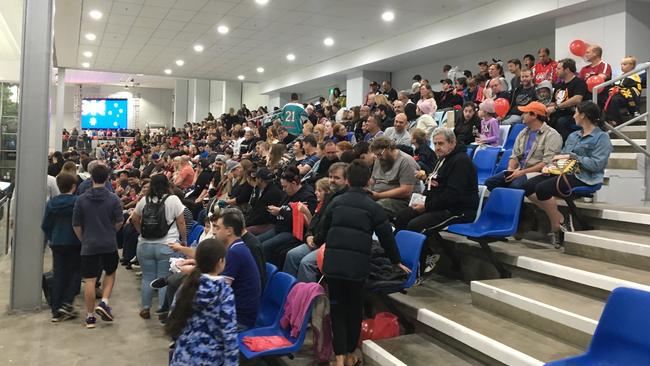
72,187,123,256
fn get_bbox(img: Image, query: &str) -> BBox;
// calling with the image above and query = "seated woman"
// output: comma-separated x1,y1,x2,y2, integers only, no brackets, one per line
332,123,357,144
411,128,436,174
523,101,613,248
454,101,480,146
224,159,254,211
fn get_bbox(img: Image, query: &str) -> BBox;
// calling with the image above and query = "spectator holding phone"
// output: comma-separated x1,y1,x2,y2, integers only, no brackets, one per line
484,102,562,191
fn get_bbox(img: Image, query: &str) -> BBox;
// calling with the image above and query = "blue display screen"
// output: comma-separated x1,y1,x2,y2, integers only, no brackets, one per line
81,98,128,129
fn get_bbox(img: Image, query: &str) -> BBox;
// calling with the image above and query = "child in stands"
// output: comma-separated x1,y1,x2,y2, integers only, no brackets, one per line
165,238,238,366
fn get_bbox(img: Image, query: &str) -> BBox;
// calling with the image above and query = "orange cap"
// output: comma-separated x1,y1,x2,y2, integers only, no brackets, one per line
518,101,547,117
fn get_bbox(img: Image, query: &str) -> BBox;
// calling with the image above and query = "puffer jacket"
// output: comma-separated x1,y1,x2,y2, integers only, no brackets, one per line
315,187,400,281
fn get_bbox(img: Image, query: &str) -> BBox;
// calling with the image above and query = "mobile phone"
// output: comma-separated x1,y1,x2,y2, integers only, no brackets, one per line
504,171,513,178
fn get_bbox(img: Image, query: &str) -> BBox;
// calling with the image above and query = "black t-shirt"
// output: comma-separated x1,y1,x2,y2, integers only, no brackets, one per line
552,76,587,117
509,86,537,115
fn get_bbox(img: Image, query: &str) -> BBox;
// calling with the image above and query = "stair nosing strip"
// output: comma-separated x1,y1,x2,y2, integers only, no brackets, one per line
564,232,650,257
362,340,408,366
416,308,545,366
515,256,650,292
471,281,598,335
581,208,650,225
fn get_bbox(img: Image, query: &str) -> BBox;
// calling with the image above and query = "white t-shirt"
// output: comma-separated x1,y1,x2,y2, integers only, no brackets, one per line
135,194,185,244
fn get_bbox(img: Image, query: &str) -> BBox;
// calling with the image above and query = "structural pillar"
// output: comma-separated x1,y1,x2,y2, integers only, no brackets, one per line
222,81,242,114
267,92,292,110
173,79,188,128
54,67,65,151
11,0,53,311
188,79,209,122
346,70,389,107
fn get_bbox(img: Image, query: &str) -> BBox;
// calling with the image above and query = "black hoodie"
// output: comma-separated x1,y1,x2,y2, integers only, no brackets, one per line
72,187,123,256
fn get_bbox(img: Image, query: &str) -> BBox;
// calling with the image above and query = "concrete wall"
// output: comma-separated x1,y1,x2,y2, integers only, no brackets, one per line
392,34,555,92
60,85,173,130
626,1,650,69
209,80,225,116
242,82,270,110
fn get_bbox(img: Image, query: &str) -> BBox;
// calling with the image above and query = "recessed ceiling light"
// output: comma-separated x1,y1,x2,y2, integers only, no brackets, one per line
83,51,93,58
136,73,144,76
81,62,90,68
323,37,334,46
255,0,269,4
237,75,245,80
175,59,184,66
381,11,395,22
85,33,96,41
256,67,264,73
89,10,103,20
164,69,172,75
217,25,229,34
193,44,204,52
286,53,295,61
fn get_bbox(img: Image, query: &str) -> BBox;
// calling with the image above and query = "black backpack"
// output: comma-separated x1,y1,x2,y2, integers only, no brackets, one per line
141,195,173,239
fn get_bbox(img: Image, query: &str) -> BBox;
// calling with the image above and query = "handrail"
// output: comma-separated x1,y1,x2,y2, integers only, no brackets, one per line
245,109,282,124
593,61,649,159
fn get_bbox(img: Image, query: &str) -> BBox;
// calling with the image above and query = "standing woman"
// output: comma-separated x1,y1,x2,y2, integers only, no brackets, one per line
131,174,188,319
523,101,612,247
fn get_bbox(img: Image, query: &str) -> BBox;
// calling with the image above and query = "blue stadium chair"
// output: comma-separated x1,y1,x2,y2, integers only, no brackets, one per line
187,222,204,247
545,287,650,365
264,262,278,293
466,144,476,158
475,185,488,223
563,184,602,231
473,148,501,185
446,188,525,278
254,271,296,328
396,230,426,290
502,123,525,151
498,125,511,147
240,287,317,360
495,149,513,174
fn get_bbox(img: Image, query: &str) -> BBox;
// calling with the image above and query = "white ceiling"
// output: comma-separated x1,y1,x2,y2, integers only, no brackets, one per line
63,69,176,89
54,0,497,82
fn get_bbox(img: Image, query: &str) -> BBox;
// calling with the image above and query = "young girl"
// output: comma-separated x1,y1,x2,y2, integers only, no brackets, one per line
166,238,238,366
476,99,500,147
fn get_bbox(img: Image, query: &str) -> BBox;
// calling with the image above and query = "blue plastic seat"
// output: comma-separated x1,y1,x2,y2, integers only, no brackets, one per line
395,231,426,289
240,288,316,359
466,144,476,158
446,188,525,277
502,123,525,151
495,149,513,173
187,223,204,247
264,262,278,292
473,148,501,185
545,287,650,365
254,271,296,328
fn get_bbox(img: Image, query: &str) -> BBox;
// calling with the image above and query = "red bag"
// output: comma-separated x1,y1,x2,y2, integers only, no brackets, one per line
358,312,400,346
289,202,305,241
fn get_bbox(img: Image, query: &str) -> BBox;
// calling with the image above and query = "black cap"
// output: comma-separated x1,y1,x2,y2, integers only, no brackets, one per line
251,167,275,181
478,61,488,66
412,74,422,81
440,78,453,84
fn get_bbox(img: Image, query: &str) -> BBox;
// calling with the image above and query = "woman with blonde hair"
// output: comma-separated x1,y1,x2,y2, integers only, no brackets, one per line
302,122,314,136
313,124,326,144
267,143,289,176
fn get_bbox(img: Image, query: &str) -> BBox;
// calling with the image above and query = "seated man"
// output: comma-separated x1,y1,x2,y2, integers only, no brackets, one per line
368,137,420,217
383,113,412,147
548,58,587,141
502,68,537,125
363,115,384,142
257,166,317,266
297,134,320,176
301,140,340,185
484,102,563,191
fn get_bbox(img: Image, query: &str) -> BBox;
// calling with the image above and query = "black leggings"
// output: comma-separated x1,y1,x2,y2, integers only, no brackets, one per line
327,277,365,356
522,174,590,201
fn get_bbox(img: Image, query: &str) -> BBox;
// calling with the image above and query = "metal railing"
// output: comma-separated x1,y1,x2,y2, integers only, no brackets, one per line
245,109,282,125
593,61,650,201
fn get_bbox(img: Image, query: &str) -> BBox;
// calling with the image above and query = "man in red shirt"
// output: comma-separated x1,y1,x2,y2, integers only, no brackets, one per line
532,48,558,85
579,45,612,103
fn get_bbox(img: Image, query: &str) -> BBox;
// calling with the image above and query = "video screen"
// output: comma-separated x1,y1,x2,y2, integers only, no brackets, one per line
81,98,128,129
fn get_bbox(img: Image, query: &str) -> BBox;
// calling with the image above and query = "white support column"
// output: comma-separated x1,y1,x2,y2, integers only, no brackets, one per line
11,0,52,311
223,81,242,114
193,79,210,122
54,67,65,151
209,80,225,116
186,79,196,122
173,79,188,128
346,70,390,107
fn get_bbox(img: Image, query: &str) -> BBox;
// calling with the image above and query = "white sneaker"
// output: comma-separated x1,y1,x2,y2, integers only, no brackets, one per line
424,254,441,274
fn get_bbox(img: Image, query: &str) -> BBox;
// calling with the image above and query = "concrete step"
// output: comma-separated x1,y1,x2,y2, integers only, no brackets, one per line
606,152,642,170
471,278,604,348
555,201,650,235
564,230,650,270
616,125,647,139
463,239,650,298
610,138,647,153
389,278,582,365
363,334,483,366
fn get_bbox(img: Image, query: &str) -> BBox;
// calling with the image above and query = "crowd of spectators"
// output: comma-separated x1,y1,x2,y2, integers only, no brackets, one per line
42,44,645,365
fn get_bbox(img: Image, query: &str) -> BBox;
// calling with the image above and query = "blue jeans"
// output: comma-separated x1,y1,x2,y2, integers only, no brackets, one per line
297,250,320,283
485,170,528,191
283,244,313,276
137,242,173,310
257,229,295,261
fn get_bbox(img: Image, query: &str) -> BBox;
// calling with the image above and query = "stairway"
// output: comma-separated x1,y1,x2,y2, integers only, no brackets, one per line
362,204,650,365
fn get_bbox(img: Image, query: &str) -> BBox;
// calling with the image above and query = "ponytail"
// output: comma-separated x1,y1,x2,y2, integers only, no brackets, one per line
164,268,202,339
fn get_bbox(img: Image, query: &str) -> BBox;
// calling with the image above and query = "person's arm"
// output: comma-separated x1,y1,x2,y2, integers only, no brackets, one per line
169,243,196,258
568,134,613,173
176,213,187,245
508,134,524,169
73,226,83,241
557,94,583,109
298,162,312,175
541,132,564,165
113,200,124,231
372,184,413,200
41,205,53,240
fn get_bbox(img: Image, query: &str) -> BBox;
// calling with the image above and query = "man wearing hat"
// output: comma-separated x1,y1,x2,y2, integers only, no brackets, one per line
437,78,463,109
245,167,287,235
484,101,562,191
365,81,380,106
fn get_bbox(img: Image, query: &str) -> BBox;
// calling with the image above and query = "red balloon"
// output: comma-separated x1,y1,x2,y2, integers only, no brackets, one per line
494,98,510,118
569,40,588,57
586,75,605,93
317,244,326,273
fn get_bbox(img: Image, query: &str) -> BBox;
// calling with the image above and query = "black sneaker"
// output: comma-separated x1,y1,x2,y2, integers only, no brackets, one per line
58,304,78,319
560,212,575,233
85,315,97,329
548,231,564,249
94,301,114,322
51,312,65,322
155,307,169,315
150,277,168,289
